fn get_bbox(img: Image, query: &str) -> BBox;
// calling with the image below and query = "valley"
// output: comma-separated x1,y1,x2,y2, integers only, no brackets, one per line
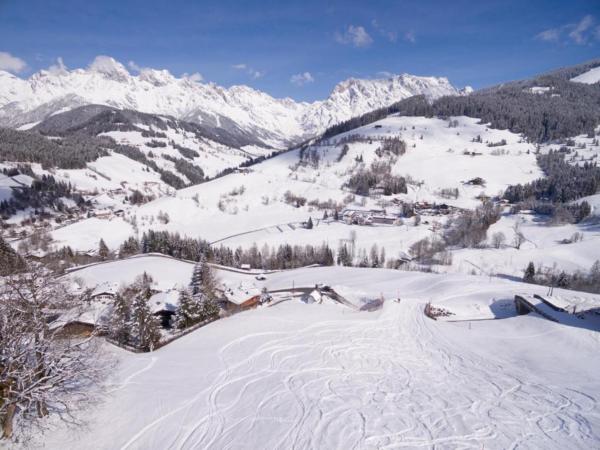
1,34,600,449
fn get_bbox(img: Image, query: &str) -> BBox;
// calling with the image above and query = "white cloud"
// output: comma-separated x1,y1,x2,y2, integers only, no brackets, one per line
569,14,595,44
128,60,142,72
88,55,129,74
183,72,203,82
536,15,599,45
376,71,394,78
290,71,314,86
371,20,398,43
335,25,373,48
536,28,560,42
0,51,27,73
404,31,416,43
47,57,67,74
233,63,264,79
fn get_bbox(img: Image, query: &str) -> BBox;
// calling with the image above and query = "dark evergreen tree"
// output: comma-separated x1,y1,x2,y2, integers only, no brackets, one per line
523,262,536,283
109,293,132,345
556,271,570,288
98,238,110,261
199,296,220,322
0,236,26,276
131,287,161,351
174,288,201,329
191,254,208,297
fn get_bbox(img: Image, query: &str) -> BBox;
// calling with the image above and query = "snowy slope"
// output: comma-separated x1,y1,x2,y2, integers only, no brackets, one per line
0,56,462,147
35,265,600,449
125,115,541,239
45,113,600,282
571,66,600,84
48,114,541,250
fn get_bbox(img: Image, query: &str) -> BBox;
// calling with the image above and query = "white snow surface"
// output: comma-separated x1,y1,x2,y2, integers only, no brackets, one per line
571,66,600,84
34,265,600,449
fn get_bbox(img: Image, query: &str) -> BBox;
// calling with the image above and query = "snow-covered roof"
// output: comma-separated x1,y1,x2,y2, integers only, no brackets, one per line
222,282,262,305
91,282,120,297
49,301,110,329
149,290,180,313
544,293,600,312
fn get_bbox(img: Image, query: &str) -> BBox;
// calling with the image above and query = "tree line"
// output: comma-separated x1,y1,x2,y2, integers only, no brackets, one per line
504,150,598,223
117,230,336,270
320,61,600,144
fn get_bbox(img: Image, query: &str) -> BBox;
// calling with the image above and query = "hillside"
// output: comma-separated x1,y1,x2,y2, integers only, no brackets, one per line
32,262,600,449
44,114,537,254
38,107,600,287
322,59,600,143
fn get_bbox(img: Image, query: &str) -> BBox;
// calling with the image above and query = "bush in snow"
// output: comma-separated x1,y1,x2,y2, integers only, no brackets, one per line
444,201,502,248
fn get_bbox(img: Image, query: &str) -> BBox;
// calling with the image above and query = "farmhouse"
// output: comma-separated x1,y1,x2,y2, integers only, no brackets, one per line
219,282,263,312
89,282,119,302
149,290,180,328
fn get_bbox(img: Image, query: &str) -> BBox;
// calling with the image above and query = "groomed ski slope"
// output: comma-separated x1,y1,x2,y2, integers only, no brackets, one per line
39,267,600,449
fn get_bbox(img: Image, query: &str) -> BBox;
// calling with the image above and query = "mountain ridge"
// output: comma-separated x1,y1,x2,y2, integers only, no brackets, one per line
0,56,463,147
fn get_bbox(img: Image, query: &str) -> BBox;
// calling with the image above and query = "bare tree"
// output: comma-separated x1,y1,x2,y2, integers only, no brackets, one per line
512,221,525,250
0,266,106,440
491,231,506,249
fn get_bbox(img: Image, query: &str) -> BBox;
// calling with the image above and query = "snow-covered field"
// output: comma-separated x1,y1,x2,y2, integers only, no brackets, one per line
36,265,600,449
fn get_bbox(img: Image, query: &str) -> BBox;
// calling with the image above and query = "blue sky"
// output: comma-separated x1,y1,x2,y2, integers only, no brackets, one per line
0,0,599,101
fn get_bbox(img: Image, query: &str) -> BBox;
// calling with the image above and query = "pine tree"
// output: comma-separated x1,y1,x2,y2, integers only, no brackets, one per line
306,217,313,229
523,261,536,283
337,243,352,266
0,235,25,276
191,253,212,296
333,209,339,221
370,244,379,268
110,293,132,345
98,238,110,260
590,260,600,284
131,290,161,351
199,296,220,322
556,271,570,288
175,288,201,329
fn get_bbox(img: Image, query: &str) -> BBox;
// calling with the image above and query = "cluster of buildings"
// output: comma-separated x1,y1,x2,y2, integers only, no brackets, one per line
340,208,401,226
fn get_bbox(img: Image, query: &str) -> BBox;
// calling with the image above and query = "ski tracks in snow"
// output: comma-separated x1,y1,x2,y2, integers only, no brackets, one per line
122,303,598,449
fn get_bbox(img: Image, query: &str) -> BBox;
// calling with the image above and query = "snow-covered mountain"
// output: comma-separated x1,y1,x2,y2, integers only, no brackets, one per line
0,56,463,147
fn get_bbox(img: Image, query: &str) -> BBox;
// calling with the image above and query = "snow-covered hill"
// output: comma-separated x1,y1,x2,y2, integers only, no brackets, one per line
35,262,600,449
46,115,539,252
44,112,600,283
0,56,462,147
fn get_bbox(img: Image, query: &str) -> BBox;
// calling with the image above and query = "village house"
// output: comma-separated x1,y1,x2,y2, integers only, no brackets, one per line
149,289,180,328
218,282,263,313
